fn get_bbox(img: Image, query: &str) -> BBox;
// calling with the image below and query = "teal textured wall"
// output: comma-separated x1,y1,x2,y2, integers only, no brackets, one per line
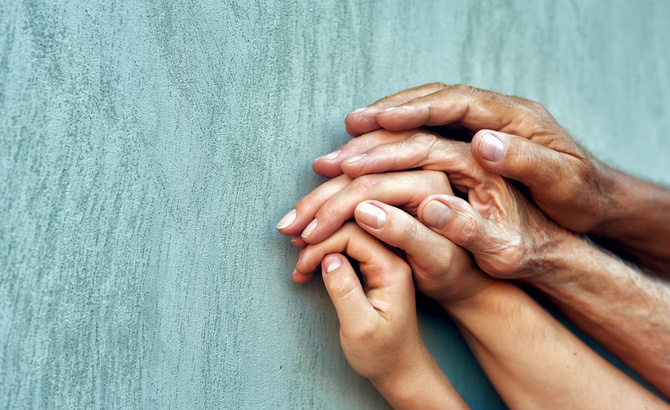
1,1,669,408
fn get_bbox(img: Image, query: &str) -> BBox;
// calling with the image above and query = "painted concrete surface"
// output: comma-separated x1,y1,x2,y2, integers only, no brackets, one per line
1,1,669,408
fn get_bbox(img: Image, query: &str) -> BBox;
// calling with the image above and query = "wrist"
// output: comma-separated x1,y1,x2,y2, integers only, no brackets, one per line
371,346,465,409
588,161,630,235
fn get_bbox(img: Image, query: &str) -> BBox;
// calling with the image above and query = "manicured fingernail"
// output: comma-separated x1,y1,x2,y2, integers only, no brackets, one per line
319,150,341,161
344,153,366,164
351,107,367,114
383,106,398,112
301,218,318,238
423,201,451,229
324,254,342,273
480,133,505,161
276,209,297,229
355,202,387,229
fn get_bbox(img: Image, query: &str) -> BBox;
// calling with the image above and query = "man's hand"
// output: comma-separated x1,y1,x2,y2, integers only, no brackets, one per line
334,83,670,274
311,131,578,282
309,126,670,397
342,83,609,233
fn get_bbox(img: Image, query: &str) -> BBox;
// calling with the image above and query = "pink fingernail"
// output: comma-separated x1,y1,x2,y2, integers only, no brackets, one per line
276,209,297,230
301,218,318,238
351,107,367,114
423,201,451,229
480,133,505,162
324,254,342,273
344,154,366,164
355,202,387,229
319,150,341,161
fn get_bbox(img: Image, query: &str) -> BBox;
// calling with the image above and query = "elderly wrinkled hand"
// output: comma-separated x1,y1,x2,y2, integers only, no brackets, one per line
333,83,611,234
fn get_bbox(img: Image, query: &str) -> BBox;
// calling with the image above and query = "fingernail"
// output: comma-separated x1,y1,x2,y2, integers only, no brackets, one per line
355,202,387,229
423,201,451,229
319,150,341,161
290,235,301,243
324,254,342,273
480,133,505,161
344,153,366,164
301,218,318,238
351,107,367,114
276,209,297,229
383,106,398,112
291,268,299,277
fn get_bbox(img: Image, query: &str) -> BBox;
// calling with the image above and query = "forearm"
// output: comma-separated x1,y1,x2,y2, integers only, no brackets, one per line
443,280,667,409
371,346,468,410
594,162,670,275
530,234,670,398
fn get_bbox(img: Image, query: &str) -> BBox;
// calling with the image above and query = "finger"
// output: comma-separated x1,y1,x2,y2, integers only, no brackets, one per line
340,133,484,188
376,84,539,134
471,129,583,193
345,82,447,136
354,200,464,269
354,200,470,284
355,200,496,304
417,194,497,257
311,129,417,178
290,235,307,248
300,170,453,244
320,253,377,327
276,174,352,236
295,222,410,294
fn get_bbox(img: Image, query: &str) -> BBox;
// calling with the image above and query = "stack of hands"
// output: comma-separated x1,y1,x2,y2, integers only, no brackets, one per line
276,83,670,409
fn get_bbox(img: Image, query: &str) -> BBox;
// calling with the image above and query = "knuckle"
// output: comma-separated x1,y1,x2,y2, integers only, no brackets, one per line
425,169,450,187
396,217,420,244
409,132,439,147
331,274,359,299
349,320,377,342
351,174,384,194
429,81,447,90
452,84,476,96
454,211,480,247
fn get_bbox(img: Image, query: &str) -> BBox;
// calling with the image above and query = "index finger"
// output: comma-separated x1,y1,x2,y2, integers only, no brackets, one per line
376,84,554,138
345,82,447,136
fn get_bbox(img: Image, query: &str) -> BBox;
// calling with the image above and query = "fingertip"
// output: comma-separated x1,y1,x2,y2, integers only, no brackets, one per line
345,109,382,136
421,198,452,229
417,194,462,229
290,235,307,248
376,104,423,131
292,269,314,284
354,200,387,230
472,130,506,163
322,253,345,275
312,156,345,178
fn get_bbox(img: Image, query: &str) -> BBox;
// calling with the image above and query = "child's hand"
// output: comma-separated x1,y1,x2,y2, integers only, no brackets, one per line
294,222,467,409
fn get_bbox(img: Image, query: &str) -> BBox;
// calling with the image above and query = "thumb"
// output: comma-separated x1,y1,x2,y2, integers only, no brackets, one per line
471,130,571,191
418,195,493,254
321,253,374,329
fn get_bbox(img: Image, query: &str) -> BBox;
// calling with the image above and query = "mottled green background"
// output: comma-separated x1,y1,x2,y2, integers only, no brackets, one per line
1,1,669,409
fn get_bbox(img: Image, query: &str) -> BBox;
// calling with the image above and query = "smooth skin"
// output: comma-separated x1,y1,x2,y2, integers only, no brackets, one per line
291,207,667,409
339,83,670,275
296,222,468,409
308,127,670,398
